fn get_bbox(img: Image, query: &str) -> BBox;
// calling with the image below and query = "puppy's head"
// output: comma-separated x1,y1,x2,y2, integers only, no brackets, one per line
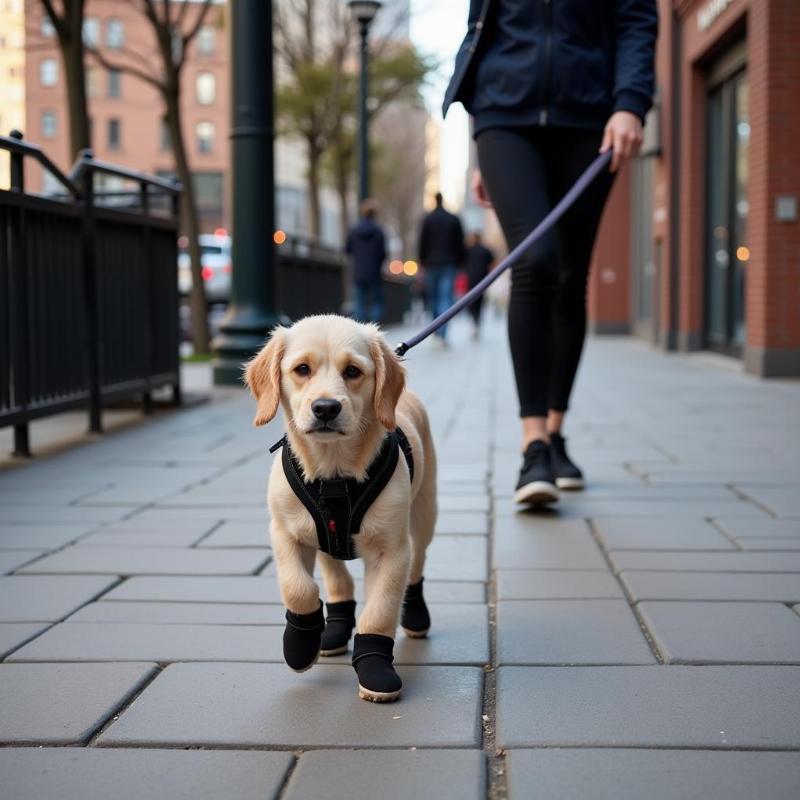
244,315,405,440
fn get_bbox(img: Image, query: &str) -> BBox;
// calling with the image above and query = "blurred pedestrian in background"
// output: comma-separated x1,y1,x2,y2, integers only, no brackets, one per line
418,192,466,347
464,231,495,339
346,199,387,324
444,0,657,504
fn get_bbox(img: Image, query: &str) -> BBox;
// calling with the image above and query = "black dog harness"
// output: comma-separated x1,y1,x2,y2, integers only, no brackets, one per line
269,430,414,561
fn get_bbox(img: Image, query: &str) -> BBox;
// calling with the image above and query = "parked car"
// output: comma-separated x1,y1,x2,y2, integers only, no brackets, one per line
178,232,232,305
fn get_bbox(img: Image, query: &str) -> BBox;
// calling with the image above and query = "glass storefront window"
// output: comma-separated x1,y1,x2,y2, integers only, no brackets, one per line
705,62,748,354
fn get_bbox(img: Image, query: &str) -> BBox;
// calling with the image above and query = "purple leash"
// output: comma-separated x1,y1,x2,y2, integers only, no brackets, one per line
394,149,613,357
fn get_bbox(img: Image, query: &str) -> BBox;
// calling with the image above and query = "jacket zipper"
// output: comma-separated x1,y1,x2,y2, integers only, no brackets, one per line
540,0,553,125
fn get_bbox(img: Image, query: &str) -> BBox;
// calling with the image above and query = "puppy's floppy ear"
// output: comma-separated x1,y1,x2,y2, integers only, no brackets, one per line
244,327,286,426
369,334,405,430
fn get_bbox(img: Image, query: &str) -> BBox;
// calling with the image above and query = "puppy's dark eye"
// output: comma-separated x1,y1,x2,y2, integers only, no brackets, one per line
343,365,362,379
294,363,311,376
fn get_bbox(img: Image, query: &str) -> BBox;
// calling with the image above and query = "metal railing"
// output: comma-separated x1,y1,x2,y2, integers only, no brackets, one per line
0,131,182,456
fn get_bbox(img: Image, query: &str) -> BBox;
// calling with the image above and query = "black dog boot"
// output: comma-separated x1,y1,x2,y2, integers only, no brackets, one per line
320,599,356,656
283,602,325,672
352,633,402,702
401,578,431,638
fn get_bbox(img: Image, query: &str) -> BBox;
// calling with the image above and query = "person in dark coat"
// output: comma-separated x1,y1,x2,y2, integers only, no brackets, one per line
464,231,494,338
443,0,657,504
418,192,466,345
346,199,387,324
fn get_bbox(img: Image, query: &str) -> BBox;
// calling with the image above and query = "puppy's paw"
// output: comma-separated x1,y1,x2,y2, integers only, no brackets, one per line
352,633,402,702
320,599,356,656
284,602,325,672
401,578,431,638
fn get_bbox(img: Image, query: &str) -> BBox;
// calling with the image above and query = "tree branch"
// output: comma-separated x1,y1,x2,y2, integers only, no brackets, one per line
86,45,164,92
182,0,214,49
39,0,67,39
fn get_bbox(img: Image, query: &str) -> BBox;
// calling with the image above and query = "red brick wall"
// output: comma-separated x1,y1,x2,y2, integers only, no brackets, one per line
746,0,800,353
588,167,631,332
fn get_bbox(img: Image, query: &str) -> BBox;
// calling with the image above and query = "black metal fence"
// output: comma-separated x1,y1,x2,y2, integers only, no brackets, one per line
276,234,412,324
0,132,181,456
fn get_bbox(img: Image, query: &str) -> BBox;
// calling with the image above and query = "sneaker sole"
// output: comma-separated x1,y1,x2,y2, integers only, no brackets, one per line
514,481,559,505
358,684,402,703
402,626,430,639
319,644,349,657
555,476,584,490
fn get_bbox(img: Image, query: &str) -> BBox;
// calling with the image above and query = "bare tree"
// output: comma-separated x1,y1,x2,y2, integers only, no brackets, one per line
372,102,429,258
324,43,433,243
88,0,215,354
274,0,351,239
37,0,90,159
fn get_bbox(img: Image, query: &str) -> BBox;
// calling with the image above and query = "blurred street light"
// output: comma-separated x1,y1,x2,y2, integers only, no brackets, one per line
347,0,382,203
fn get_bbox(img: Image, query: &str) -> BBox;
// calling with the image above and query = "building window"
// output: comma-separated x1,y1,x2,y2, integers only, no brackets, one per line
41,15,55,37
85,67,101,97
107,69,121,98
195,71,216,105
83,17,100,47
107,118,121,150
40,58,58,87
41,109,57,138
195,121,215,154
197,25,216,56
106,18,124,49
192,171,223,220
159,119,171,152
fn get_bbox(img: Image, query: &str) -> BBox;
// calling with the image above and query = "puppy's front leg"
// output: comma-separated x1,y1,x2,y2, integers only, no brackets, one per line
352,533,410,703
272,519,323,672
318,552,357,657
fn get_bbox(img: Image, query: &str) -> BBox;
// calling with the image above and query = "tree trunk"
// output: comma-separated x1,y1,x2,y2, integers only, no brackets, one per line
307,138,322,240
56,12,91,159
166,95,210,354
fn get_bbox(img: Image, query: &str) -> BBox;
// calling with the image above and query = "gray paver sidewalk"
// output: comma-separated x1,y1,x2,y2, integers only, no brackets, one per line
2,316,800,799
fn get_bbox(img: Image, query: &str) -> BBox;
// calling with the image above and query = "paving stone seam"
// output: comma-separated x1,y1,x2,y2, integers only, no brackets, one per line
189,519,227,548
274,752,301,800
92,741,488,752
726,485,780,519
1,575,125,659
485,381,507,800
585,519,666,664
707,516,746,551
0,621,58,662
85,664,165,747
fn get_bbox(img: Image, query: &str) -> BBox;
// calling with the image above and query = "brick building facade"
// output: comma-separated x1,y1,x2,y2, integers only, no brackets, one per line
23,0,230,231
589,0,800,377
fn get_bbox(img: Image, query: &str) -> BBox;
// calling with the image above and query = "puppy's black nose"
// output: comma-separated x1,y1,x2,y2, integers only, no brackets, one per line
311,398,342,422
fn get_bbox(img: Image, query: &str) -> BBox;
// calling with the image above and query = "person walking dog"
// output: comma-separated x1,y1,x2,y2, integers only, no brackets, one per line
444,0,657,504
347,199,387,324
418,192,466,347
464,231,494,339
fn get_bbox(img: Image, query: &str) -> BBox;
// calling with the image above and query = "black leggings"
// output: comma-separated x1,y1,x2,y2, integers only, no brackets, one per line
476,126,614,417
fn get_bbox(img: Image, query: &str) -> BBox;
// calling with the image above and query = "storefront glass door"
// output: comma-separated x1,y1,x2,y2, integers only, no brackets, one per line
706,67,749,353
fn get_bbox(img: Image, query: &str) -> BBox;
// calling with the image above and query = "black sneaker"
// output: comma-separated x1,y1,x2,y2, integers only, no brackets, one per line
514,440,559,505
549,432,585,490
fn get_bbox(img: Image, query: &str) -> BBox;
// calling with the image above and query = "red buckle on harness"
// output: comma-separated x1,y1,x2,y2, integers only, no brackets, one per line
328,519,337,534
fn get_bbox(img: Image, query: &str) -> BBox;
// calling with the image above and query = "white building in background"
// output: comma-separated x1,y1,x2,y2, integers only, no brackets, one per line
0,0,26,190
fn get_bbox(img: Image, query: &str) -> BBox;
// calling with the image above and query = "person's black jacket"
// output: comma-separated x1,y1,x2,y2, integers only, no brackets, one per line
418,207,466,268
346,217,386,283
443,0,658,134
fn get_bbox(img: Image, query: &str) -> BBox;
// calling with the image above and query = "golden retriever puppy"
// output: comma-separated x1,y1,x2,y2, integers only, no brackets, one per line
245,315,437,702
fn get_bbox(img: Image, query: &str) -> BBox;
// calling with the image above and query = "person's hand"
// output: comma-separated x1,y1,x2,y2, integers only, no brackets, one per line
600,111,644,173
472,169,492,208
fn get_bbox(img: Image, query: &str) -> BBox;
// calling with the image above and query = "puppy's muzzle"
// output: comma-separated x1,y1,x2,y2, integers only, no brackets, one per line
311,398,342,425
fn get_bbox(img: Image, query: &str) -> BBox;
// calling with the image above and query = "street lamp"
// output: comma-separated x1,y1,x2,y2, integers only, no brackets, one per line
348,0,382,203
